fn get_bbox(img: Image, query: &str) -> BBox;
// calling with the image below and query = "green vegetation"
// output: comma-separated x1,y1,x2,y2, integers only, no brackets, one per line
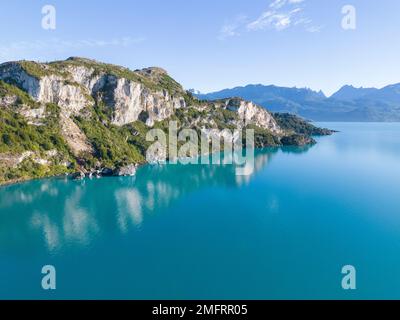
174,107,206,128
247,125,281,147
73,105,145,169
273,113,333,136
19,61,50,79
48,57,196,99
280,134,315,146
50,57,184,96
18,61,67,79
0,159,71,185
0,80,75,183
182,90,199,106
215,108,238,129
157,73,184,96
0,105,69,155
0,80,37,107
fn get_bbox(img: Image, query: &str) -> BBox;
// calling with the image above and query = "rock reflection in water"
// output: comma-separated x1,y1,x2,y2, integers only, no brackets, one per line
0,147,310,253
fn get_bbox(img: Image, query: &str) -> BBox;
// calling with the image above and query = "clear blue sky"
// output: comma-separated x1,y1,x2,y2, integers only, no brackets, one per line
0,0,399,96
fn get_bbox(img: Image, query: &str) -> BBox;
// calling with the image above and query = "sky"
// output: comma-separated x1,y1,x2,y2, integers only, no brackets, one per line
0,0,399,96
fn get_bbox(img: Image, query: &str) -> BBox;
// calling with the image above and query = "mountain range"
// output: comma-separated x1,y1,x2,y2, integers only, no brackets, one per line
194,83,400,122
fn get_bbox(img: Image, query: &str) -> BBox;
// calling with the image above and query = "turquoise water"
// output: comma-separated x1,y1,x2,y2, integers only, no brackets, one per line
1,123,400,299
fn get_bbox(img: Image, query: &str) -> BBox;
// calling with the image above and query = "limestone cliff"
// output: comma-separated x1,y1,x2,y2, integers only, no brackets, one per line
0,57,332,185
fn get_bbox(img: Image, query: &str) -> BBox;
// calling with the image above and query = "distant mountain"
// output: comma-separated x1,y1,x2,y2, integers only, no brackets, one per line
196,84,400,122
362,83,400,104
330,85,379,101
197,84,326,105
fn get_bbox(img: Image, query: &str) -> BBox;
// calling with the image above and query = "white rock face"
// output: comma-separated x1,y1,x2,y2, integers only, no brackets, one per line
141,88,186,127
91,76,186,127
0,61,280,133
0,61,189,127
110,79,145,125
215,98,282,134
37,76,92,115
115,164,137,176
236,100,281,134
64,65,187,127
0,63,93,116
66,66,100,91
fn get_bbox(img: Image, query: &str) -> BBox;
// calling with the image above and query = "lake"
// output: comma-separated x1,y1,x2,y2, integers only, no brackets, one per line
1,122,400,299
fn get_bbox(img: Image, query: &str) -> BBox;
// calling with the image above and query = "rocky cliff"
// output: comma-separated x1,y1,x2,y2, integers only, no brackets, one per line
0,57,332,185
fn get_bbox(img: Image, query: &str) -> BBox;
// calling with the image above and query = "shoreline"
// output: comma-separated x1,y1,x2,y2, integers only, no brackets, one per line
0,139,326,188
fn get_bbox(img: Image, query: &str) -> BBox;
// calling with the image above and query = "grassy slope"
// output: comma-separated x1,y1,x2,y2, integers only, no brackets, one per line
73,103,145,169
0,104,74,184
273,112,334,136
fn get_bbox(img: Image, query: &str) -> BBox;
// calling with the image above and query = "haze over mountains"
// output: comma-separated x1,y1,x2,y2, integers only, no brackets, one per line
194,83,400,122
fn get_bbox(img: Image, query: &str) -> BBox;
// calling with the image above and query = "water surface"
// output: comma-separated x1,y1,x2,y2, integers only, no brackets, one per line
1,123,400,299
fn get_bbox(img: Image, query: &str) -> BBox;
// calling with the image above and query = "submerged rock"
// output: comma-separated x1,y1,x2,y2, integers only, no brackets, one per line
72,171,85,180
101,168,114,176
114,164,137,176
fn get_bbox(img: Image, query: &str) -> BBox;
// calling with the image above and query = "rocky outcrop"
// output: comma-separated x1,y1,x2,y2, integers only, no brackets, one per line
280,134,316,146
0,62,93,116
94,77,186,126
59,114,93,156
273,112,335,136
37,76,92,115
0,150,61,168
216,98,282,134
237,100,281,133
114,164,137,176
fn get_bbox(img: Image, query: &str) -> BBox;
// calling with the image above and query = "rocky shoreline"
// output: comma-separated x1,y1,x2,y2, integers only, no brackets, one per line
71,163,138,180
0,164,139,187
